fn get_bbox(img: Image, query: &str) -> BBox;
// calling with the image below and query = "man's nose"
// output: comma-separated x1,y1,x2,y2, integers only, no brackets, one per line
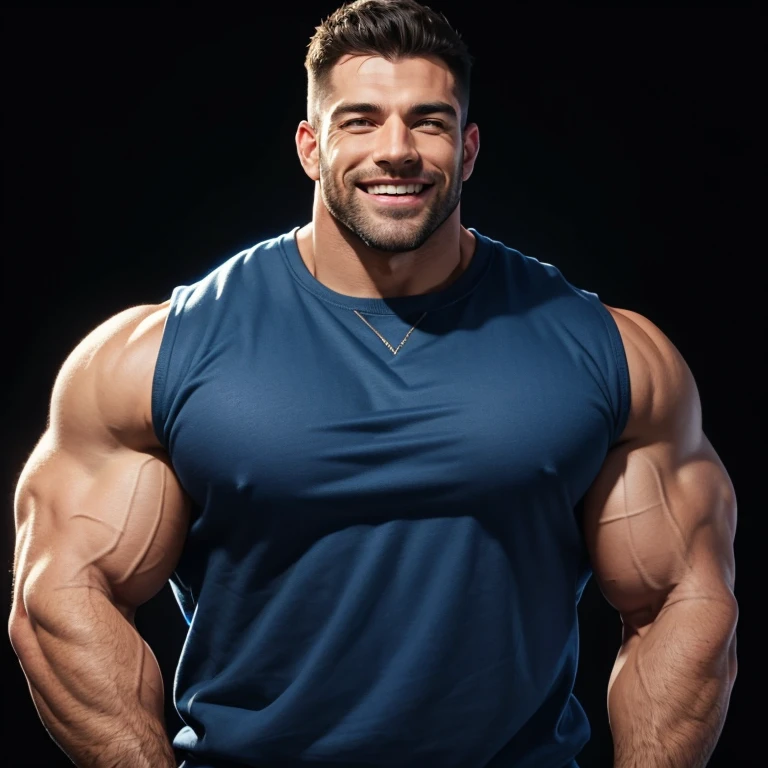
371,118,419,169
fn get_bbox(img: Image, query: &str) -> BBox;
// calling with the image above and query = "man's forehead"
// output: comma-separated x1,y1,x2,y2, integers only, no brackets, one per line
329,54,457,100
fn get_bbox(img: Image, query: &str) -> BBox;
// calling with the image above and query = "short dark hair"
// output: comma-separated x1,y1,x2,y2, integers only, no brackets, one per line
305,0,473,130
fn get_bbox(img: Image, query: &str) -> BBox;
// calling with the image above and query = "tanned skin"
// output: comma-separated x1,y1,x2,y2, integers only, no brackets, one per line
585,309,737,767
9,54,736,768
9,305,186,768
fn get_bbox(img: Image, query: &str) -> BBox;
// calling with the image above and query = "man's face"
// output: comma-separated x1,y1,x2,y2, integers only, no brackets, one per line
315,55,475,253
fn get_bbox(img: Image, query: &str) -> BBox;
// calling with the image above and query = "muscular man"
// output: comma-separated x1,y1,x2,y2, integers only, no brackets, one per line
9,1,737,767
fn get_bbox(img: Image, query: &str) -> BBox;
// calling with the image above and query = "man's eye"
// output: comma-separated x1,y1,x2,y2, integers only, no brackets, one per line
342,119,444,129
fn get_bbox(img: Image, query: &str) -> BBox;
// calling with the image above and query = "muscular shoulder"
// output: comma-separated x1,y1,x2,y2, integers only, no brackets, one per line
50,302,171,455
606,306,701,447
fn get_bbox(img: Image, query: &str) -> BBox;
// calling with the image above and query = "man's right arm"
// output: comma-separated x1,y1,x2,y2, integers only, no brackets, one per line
8,304,191,768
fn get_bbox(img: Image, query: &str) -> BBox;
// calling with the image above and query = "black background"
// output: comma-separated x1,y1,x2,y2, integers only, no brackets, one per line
2,5,761,767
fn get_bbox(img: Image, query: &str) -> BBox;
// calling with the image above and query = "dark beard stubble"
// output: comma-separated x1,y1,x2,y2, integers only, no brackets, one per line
318,149,463,254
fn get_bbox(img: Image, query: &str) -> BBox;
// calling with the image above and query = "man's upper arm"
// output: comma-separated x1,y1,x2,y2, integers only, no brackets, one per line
583,308,737,633
10,303,190,632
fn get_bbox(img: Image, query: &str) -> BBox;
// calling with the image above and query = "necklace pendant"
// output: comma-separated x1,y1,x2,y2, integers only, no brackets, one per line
353,310,428,356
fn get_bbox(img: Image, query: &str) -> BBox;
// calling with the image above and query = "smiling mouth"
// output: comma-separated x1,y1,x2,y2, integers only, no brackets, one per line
356,182,434,198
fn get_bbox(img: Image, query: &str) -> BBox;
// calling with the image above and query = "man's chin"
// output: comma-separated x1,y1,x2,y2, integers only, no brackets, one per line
354,228,432,254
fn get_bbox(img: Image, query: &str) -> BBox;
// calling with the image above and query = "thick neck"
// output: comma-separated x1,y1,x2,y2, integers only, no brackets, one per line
294,187,474,300
281,225,492,317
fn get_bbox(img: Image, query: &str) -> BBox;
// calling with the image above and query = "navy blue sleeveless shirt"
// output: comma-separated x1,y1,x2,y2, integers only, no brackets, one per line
152,228,630,768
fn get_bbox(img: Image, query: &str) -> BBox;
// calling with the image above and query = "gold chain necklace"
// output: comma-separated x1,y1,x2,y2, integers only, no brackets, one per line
352,310,428,356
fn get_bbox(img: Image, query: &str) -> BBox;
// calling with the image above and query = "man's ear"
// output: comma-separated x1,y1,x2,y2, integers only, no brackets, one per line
461,122,480,182
296,120,320,181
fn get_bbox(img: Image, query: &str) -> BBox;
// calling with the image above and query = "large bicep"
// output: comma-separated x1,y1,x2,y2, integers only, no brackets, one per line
587,308,738,630
11,303,189,626
584,431,736,628
13,435,190,625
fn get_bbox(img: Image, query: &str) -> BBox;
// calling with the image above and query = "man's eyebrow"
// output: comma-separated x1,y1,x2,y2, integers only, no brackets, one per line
329,101,458,123
409,102,457,119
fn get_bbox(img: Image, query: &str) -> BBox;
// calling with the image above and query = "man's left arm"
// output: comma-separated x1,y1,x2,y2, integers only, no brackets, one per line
583,308,738,768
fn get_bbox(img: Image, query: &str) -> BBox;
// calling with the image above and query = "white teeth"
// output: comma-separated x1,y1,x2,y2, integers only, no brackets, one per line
366,183,424,195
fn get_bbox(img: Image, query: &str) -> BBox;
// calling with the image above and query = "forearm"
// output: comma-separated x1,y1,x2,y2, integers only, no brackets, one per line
10,587,176,768
608,593,738,768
